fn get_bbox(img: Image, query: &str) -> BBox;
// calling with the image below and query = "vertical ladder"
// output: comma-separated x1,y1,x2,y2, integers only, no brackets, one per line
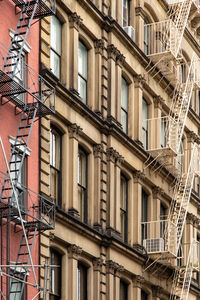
168,53,195,154
9,227,38,299
169,0,193,58
3,0,40,79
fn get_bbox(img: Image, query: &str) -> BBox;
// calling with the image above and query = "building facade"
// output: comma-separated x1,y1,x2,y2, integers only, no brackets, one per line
40,0,200,299
0,0,55,299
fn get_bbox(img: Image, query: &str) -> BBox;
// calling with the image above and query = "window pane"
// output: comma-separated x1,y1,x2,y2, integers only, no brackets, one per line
121,109,127,133
77,263,87,300
78,76,87,103
78,41,88,78
10,279,22,300
121,78,128,110
161,118,166,148
50,50,61,79
51,16,62,54
50,249,61,297
120,280,128,300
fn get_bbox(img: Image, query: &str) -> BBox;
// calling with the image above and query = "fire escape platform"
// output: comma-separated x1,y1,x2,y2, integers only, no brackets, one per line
13,0,56,18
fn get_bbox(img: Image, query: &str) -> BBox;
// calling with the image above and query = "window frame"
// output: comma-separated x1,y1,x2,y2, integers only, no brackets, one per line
50,15,62,79
120,173,128,243
120,279,128,300
122,0,130,28
142,98,148,150
141,189,148,242
121,77,129,134
50,248,62,300
144,18,150,55
77,262,88,300
78,146,88,223
78,40,88,104
50,127,62,206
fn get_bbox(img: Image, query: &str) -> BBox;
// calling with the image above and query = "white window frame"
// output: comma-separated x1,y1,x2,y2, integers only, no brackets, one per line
50,16,62,79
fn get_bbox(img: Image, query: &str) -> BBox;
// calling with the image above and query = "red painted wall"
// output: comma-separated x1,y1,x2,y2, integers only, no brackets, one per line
0,0,39,298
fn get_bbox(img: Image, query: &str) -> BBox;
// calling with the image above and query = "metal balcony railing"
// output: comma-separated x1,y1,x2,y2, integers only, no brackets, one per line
12,0,56,18
141,219,177,256
0,171,55,231
0,41,55,116
144,20,179,59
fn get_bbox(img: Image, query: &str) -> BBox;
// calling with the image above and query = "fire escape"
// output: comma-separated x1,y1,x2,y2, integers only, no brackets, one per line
142,1,200,299
0,0,56,299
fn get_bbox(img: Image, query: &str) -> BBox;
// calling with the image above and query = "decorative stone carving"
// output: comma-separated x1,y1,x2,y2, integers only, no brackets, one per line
106,147,118,162
107,44,120,61
69,12,83,30
132,275,145,288
135,7,146,19
133,74,146,89
68,244,82,259
133,170,145,183
49,232,55,241
116,53,126,67
188,131,200,144
153,96,165,109
68,123,82,140
94,144,103,158
94,39,105,55
106,260,124,275
152,186,164,199
93,257,104,271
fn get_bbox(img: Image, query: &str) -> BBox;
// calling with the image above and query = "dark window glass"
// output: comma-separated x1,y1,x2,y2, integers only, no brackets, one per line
120,174,128,242
141,190,148,242
121,77,128,134
50,249,62,300
78,147,88,222
141,290,148,300
120,280,128,300
50,127,62,206
77,262,87,300
142,98,148,150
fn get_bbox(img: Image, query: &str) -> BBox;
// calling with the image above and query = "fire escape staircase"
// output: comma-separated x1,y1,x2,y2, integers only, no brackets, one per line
0,0,56,298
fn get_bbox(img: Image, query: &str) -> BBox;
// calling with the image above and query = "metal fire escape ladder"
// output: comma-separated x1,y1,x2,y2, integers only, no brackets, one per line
169,0,192,58
170,239,198,300
169,144,197,253
168,52,195,154
3,0,40,79
9,227,38,299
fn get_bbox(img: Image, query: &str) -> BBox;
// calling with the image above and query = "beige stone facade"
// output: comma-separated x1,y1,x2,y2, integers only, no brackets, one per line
39,0,200,299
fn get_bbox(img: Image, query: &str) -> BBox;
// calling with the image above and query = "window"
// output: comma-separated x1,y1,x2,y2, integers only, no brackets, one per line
160,203,166,239
78,41,88,103
77,262,87,300
120,174,128,242
120,280,128,300
142,98,148,150
12,50,26,103
78,147,88,222
177,140,183,172
50,16,62,79
50,128,62,205
141,189,148,242
122,0,130,27
179,62,186,83
144,18,150,55
10,151,26,213
50,249,62,300
10,270,25,300
121,77,128,134
141,290,148,300
161,117,167,148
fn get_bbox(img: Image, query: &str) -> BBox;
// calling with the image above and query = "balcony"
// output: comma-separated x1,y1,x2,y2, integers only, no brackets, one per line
141,219,177,257
0,41,55,116
12,0,56,18
0,171,55,231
